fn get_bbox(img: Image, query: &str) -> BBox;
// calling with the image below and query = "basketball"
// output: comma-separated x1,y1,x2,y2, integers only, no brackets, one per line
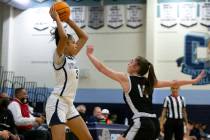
52,2,70,21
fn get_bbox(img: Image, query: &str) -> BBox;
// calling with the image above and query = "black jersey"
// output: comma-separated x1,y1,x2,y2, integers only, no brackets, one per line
123,76,154,115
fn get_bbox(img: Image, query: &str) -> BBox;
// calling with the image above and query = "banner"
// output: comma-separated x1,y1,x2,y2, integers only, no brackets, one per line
126,4,144,28
106,5,124,29
71,6,86,28
88,6,104,29
32,8,51,34
179,2,197,27
159,3,178,28
199,2,210,27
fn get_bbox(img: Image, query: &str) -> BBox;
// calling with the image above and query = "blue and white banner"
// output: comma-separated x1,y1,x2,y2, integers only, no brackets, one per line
179,2,197,27
88,6,104,29
126,4,144,28
199,2,210,27
106,5,124,29
159,3,178,28
71,6,86,28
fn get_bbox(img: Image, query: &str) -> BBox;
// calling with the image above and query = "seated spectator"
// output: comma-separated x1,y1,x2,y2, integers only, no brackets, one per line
76,104,87,122
200,124,208,140
184,122,197,140
8,88,50,140
190,123,201,140
0,130,10,140
87,106,105,124
101,109,112,125
0,93,21,140
0,93,9,98
109,114,118,124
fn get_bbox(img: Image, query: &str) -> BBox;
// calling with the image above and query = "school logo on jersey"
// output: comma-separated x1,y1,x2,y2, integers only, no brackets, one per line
176,32,210,85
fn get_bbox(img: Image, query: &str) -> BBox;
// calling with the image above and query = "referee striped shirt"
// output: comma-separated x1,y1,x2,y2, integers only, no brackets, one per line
163,95,186,119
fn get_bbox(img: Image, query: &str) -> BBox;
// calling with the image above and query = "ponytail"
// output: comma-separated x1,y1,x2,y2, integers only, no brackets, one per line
135,56,157,95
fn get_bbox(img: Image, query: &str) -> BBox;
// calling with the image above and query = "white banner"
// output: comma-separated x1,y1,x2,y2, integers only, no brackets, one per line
88,6,104,29
71,6,86,28
126,4,144,28
32,8,51,33
199,2,210,27
179,2,197,27
106,5,124,29
159,3,178,28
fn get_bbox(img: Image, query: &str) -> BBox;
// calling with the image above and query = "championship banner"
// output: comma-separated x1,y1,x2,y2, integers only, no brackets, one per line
88,6,104,29
106,5,124,29
159,3,178,28
199,2,210,27
179,2,197,27
32,8,51,34
126,4,144,28
71,6,86,28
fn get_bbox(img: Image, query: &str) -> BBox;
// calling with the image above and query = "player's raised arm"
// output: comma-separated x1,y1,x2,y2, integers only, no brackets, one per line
86,45,127,85
154,70,206,88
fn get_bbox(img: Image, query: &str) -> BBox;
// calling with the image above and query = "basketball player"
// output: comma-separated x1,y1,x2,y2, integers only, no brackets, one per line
45,7,92,140
86,45,205,140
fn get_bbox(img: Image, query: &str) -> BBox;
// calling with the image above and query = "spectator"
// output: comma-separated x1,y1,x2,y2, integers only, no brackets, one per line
101,109,112,124
200,124,208,140
8,88,50,140
0,93,21,140
76,104,87,122
0,130,10,140
88,106,105,124
184,122,197,140
190,123,201,140
0,93,9,98
109,114,118,124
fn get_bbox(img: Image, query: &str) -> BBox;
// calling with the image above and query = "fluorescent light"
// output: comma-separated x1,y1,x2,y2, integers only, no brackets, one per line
13,0,30,6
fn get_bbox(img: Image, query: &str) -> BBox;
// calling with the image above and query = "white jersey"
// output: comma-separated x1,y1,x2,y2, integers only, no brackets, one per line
51,51,79,103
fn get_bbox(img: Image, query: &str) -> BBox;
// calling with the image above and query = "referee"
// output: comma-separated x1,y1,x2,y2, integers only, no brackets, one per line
160,86,188,140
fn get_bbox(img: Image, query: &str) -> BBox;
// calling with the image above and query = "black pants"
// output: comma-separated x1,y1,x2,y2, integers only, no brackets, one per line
164,118,184,140
123,117,160,140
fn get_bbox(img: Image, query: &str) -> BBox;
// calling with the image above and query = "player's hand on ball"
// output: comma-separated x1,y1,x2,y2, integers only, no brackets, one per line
49,6,60,21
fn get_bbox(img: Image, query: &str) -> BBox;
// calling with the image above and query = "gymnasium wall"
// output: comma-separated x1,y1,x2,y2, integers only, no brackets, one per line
153,0,209,90
0,0,209,105
0,3,3,64
1,2,146,88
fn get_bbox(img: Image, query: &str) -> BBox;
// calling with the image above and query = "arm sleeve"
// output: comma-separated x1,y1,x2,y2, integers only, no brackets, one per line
8,102,36,126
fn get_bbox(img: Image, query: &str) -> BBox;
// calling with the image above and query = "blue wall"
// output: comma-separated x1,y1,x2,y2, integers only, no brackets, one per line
75,89,210,105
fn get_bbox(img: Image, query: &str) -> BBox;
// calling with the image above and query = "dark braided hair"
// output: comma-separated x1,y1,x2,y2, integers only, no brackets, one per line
51,27,74,46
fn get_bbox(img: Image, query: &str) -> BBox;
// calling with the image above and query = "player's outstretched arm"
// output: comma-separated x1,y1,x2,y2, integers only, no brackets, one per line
154,70,205,88
86,45,127,84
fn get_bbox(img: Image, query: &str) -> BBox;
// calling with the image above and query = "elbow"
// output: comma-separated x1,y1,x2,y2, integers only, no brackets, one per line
60,35,68,41
81,32,88,42
83,34,88,42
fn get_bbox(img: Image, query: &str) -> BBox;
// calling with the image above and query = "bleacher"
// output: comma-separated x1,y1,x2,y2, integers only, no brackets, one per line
0,65,51,114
